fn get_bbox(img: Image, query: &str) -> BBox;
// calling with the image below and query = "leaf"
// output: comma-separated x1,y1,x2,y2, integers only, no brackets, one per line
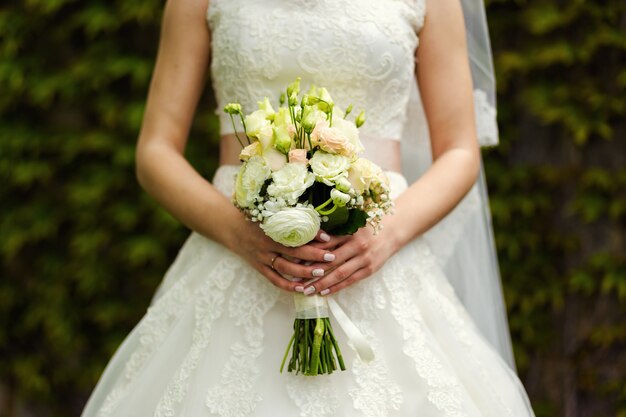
326,209,367,236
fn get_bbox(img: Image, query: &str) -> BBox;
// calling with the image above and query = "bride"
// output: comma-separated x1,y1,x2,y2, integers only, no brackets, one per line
81,0,536,415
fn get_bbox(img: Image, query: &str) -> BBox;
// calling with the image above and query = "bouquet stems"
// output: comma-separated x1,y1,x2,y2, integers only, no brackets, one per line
281,317,346,375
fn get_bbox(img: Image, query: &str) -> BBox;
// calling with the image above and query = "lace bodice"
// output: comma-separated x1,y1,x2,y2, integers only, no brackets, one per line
206,0,426,141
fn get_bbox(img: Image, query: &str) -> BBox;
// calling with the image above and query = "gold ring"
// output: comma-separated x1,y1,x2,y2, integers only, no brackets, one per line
270,255,279,270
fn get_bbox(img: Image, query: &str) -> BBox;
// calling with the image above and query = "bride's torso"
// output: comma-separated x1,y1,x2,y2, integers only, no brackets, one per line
206,0,426,171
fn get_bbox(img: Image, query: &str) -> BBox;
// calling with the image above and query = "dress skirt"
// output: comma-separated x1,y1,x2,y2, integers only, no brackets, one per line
80,165,535,417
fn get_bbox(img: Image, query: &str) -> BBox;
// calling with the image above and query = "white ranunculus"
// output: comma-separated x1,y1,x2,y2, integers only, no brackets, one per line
261,207,321,247
348,158,383,194
267,163,315,204
234,156,271,208
309,151,351,186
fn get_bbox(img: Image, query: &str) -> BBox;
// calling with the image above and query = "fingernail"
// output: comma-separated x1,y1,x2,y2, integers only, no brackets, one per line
323,253,335,262
320,232,330,242
312,268,324,277
295,286,305,292
320,289,330,296
304,286,315,295
291,278,303,282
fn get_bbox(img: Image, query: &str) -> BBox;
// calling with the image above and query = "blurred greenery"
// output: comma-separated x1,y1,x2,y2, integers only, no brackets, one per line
0,0,625,416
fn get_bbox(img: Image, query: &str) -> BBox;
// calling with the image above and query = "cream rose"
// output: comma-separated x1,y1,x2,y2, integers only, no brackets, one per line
289,149,308,165
347,158,383,194
332,117,364,155
261,207,321,247
234,156,271,208
267,163,315,204
310,120,354,156
309,151,351,186
263,147,288,171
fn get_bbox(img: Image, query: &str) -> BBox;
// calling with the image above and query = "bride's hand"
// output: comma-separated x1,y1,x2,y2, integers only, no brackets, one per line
297,226,399,296
226,216,337,292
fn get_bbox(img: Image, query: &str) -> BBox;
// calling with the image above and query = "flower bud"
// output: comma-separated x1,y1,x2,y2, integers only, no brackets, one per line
301,106,318,134
335,176,352,193
344,104,353,118
331,188,351,207
286,77,301,97
273,124,292,155
279,92,286,106
355,110,366,128
224,103,242,115
288,92,298,106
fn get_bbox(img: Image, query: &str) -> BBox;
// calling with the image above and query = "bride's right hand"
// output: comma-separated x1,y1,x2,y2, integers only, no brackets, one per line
226,216,336,292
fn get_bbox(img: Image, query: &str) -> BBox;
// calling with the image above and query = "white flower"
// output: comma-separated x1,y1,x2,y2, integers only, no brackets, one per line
244,109,271,138
261,207,321,247
234,156,271,208
257,96,275,115
267,163,315,204
347,158,383,194
309,151,351,186
332,117,364,155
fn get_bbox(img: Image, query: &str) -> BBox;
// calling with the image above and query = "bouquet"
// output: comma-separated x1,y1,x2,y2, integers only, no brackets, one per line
225,78,393,375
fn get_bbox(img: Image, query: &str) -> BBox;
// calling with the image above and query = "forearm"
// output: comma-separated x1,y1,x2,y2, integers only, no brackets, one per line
135,140,242,249
385,145,480,251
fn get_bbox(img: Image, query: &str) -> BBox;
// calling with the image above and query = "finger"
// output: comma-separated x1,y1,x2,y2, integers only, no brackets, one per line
301,256,368,295
314,229,331,243
277,244,336,263
304,236,365,271
259,264,301,292
308,234,351,251
273,255,327,280
322,268,371,295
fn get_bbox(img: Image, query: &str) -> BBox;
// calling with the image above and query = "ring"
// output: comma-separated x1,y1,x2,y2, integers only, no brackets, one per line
270,254,279,270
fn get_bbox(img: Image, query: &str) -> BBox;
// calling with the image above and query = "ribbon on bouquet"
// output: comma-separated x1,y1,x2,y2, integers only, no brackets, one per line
293,292,375,363
327,297,375,362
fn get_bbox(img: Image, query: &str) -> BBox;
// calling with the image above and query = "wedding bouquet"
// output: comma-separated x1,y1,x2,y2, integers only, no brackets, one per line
224,78,393,375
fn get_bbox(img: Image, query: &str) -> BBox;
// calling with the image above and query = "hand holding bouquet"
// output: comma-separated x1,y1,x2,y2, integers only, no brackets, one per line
225,78,393,375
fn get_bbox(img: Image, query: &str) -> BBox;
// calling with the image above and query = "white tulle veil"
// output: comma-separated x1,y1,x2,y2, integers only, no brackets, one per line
400,0,516,369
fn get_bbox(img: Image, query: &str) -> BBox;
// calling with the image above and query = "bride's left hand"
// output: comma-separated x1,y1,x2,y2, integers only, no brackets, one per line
301,226,399,295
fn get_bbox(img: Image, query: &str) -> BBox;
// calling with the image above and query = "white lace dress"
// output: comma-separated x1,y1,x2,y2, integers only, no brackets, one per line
80,0,536,416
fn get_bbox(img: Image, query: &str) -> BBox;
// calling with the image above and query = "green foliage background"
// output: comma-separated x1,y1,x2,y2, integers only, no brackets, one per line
1,0,624,416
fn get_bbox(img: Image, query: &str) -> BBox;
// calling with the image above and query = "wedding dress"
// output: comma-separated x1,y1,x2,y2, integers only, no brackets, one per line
80,0,536,416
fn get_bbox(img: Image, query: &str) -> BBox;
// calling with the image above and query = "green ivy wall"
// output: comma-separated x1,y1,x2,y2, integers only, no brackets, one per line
1,0,624,416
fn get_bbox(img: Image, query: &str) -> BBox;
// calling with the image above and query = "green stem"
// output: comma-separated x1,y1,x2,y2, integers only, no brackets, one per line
315,197,333,212
318,205,338,216
326,318,346,370
307,318,325,376
280,333,295,373
228,114,245,148
304,320,309,374
238,113,251,144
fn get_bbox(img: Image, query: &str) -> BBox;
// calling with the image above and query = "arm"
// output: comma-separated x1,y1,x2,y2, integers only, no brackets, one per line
135,0,332,290
301,0,481,295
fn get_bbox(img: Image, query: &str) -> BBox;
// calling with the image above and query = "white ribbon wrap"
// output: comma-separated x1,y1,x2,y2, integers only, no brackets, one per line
293,293,329,319
293,293,374,363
